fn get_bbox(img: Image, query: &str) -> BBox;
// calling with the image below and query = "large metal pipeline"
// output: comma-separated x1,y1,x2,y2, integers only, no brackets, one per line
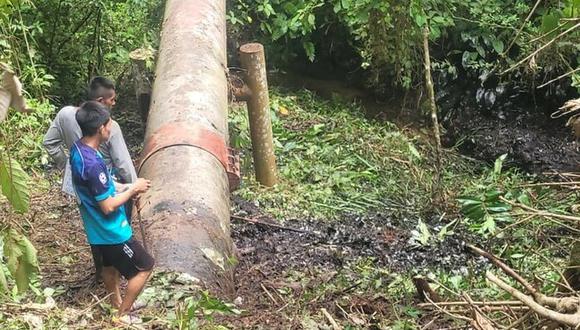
137,0,234,293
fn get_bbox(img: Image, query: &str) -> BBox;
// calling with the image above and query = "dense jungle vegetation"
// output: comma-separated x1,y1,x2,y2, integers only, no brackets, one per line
0,0,579,328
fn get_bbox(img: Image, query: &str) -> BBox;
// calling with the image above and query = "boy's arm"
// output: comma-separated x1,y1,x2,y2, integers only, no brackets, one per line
98,180,148,215
105,121,137,183
86,162,149,215
43,115,67,170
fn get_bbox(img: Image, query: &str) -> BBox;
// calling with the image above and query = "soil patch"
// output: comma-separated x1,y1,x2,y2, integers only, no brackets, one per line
444,105,579,173
232,196,484,274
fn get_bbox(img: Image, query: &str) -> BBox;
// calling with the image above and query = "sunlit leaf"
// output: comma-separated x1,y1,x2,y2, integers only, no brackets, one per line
0,156,30,213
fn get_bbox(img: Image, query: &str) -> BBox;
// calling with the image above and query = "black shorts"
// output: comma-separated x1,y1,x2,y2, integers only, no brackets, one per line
91,238,154,280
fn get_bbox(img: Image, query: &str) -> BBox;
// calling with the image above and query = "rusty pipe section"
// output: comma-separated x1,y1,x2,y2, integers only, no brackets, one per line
138,0,234,293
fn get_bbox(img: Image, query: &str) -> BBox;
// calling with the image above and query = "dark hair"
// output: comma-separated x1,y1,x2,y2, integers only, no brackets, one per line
88,76,115,101
76,101,111,137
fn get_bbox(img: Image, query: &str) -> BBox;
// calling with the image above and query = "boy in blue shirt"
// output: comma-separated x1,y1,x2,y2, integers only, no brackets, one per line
70,101,153,323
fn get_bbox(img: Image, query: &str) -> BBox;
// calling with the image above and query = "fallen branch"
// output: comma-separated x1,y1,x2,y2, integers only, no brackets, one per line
502,22,580,75
503,0,542,56
463,292,500,330
486,272,580,327
424,295,472,322
542,172,580,179
76,293,113,317
500,197,580,223
418,301,524,308
518,181,580,188
537,67,580,89
260,283,278,305
321,308,341,330
468,244,580,311
468,244,538,296
507,310,533,329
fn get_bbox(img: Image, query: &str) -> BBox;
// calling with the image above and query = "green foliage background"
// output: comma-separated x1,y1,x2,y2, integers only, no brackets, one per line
228,0,580,91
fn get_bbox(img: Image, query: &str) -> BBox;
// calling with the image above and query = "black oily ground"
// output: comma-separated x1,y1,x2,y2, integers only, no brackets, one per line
443,102,579,174
231,196,488,275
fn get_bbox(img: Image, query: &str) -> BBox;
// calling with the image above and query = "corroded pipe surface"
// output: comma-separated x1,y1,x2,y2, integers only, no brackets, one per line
137,0,234,293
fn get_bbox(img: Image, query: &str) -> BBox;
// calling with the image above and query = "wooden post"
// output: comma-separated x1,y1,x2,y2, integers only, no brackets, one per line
239,43,278,187
129,48,153,123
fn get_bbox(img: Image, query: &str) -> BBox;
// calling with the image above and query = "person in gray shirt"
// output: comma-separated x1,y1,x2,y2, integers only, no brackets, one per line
43,77,137,185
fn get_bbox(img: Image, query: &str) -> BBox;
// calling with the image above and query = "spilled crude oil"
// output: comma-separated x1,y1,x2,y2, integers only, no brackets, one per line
437,79,579,174
444,105,579,173
231,196,487,276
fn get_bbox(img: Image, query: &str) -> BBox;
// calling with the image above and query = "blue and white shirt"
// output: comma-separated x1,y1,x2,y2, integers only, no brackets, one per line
70,140,132,245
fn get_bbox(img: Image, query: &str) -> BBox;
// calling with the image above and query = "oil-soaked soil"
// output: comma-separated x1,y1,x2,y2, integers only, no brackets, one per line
443,105,579,173
231,196,485,276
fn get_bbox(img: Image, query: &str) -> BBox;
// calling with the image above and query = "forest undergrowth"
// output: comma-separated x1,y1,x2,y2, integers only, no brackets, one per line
0,87,576,329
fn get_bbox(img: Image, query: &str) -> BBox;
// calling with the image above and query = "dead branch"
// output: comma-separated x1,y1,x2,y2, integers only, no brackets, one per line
507,310,534,329
471,309,497,330
538,68,580,89
468,244,580,311
463,292,500,330
500,197,580,223
502,22,580,75
321,308,341,330
424,295,472,322
503,0,542,56
558,98,580,116
486,272,580,327
518,181,580,188
418,301,524,308
468,245,539,296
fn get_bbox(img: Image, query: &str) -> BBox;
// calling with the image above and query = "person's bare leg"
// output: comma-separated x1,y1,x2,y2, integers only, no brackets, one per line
101,266,122,308
118,270,151,316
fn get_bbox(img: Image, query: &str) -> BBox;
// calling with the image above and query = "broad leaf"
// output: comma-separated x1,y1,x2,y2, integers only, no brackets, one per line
0,156,30,213
2,229,38,293
492,39,504,54
480,214,496,234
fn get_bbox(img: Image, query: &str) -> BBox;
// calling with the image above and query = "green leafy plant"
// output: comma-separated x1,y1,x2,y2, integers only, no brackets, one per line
173,291,241,330
229,0,578,92
0,155,30,213
457,155,513,235
0,99,53,170
410,219,431,247
0,228,38,293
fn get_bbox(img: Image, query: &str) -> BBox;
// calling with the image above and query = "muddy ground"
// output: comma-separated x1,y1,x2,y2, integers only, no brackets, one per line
443,105,579,174
228,197,489,328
